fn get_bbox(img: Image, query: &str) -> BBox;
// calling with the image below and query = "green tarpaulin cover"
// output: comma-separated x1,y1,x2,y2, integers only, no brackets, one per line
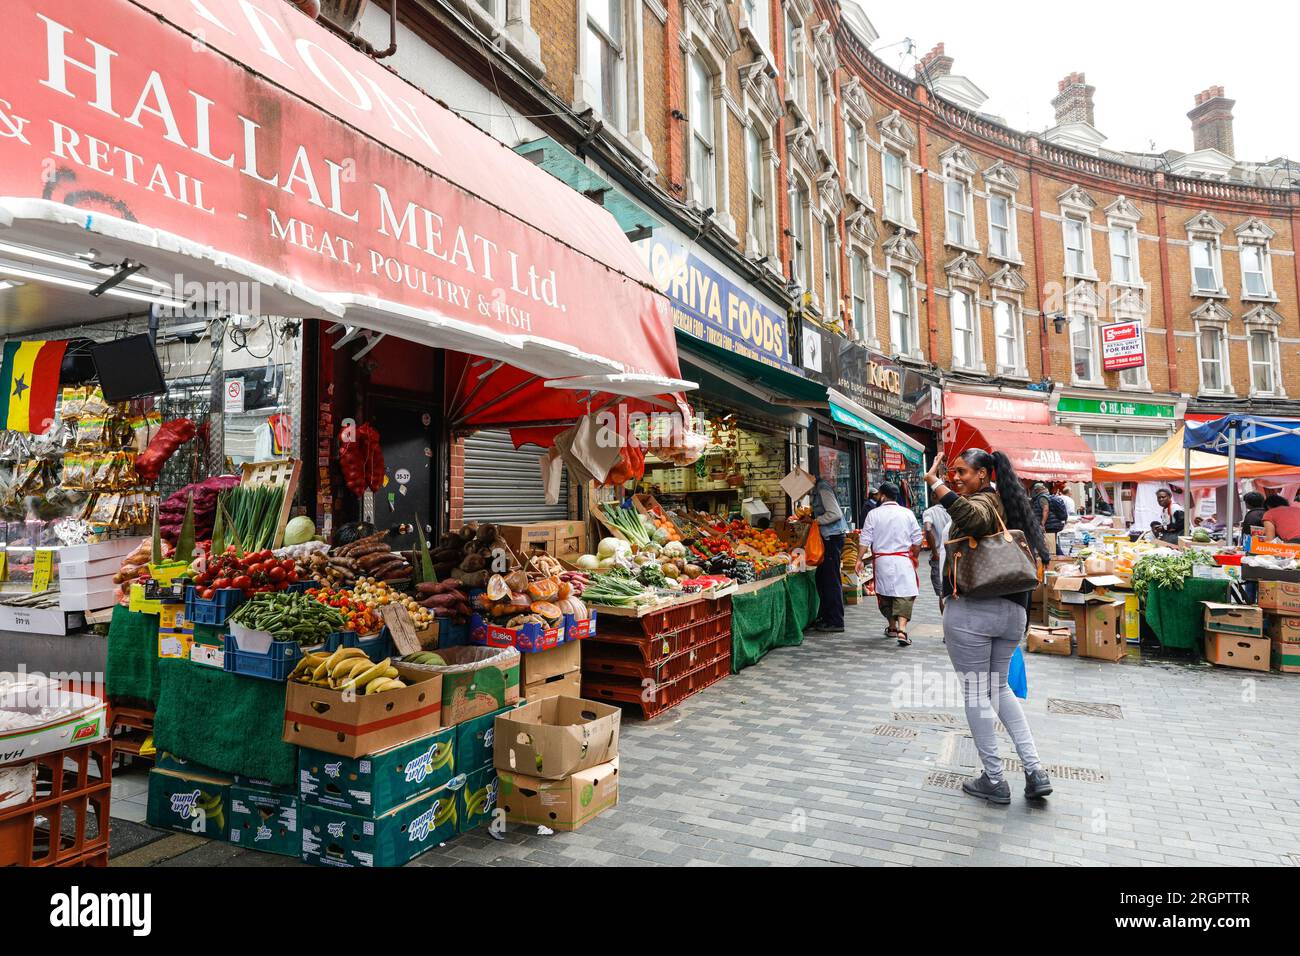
154,658,296,786
731,571,819,672
1144,578,1229,652
105,605,161,706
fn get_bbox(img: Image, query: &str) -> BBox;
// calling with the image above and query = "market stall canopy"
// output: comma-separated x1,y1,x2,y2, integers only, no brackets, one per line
945,415,1095,482
826,389,925,466
1184,415,1300,467
0,0,688,400
1096,427,1300,482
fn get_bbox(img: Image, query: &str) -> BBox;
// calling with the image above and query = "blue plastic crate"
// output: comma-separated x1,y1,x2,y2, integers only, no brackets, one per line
223,631,307,682
185,585,246,626
286,580,316,594
323,629,392,659
431,618,471,649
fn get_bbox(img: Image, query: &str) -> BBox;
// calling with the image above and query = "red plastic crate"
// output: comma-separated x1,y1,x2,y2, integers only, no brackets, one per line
0,739,112,867
582,641,731,720
586,611,732,665
583,632,732,683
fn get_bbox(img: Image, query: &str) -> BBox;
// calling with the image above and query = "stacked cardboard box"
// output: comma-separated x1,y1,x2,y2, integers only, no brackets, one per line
496,522,586,562
298,726,461,867
1202,602,1268,672
1045,574,1126,661
56,537,145,612
1257,581,1300,673
494,697,620,832
519,641,582,700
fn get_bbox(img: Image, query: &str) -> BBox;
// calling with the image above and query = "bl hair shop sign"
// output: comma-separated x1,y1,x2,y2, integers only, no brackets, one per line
636,234,795,371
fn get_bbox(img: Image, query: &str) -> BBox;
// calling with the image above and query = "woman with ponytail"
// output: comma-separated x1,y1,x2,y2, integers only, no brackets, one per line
923,449,1052,805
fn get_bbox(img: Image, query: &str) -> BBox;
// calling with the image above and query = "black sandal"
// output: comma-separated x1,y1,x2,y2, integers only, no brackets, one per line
896,630,911,647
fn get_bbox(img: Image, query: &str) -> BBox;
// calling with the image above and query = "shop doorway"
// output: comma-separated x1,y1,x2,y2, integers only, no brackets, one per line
367,394,439,552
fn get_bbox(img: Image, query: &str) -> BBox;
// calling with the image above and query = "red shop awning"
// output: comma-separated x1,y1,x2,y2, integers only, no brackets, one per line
946,417,1096,483
0,0,690,408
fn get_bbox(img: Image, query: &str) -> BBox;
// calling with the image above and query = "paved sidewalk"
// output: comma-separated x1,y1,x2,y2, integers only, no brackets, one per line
112,583,1300,867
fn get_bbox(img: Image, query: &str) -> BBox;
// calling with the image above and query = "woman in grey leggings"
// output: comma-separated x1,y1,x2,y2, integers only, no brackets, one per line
924,449,1053,805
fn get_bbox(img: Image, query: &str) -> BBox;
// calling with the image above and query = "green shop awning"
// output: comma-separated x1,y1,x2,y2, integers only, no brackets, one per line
827,389,926,466
677,334,827,405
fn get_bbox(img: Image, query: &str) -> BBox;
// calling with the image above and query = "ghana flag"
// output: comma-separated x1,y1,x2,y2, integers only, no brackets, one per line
0,340,68,434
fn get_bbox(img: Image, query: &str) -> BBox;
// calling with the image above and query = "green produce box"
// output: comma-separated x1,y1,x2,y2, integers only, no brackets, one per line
434,646,521,727
458,767,498,834
455,702,523,774
146,767,233,840
300,781,461,867
298,725,456,818
154,751,224,776
228,784,300,857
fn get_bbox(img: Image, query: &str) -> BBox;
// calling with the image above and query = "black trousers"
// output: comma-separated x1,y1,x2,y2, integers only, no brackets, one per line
816,533,846,628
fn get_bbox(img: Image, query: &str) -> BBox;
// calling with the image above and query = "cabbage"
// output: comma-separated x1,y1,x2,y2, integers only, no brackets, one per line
597,537,631,559
283,515,316,547
575,553,600,570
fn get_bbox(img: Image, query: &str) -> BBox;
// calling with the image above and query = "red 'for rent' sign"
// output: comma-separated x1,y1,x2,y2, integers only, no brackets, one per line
1101,320,1146,372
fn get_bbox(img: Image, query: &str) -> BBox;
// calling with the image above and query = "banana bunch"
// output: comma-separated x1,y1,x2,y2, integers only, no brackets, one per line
289,647,408,694
402,651,446,667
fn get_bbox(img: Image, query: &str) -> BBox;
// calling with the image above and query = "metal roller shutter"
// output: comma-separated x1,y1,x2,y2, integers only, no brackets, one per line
462,429,570,524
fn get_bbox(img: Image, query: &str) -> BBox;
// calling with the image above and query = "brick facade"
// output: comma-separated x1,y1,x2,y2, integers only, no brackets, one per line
401,0,1300,412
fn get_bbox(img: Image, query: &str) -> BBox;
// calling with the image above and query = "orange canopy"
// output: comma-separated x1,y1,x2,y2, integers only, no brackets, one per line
1093,427,1300,482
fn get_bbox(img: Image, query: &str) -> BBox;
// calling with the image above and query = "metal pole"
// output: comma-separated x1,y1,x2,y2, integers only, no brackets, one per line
1183,446,1192,538
1226,425,1238,548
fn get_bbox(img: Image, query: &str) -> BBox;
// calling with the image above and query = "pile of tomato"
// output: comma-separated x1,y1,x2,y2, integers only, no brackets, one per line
191,548,299,600
307,586,381,636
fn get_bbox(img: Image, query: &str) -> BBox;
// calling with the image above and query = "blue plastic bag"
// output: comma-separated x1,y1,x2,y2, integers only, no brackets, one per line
1008,645,1028,699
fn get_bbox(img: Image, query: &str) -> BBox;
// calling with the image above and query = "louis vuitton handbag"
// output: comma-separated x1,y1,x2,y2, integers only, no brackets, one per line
947,508,1040,598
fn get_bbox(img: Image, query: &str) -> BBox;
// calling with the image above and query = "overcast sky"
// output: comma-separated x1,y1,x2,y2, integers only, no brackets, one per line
858,1,1299,163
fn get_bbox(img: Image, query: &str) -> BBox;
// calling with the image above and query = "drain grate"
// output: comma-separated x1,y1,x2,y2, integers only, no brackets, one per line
923,770,972,791
892,711,960,725
1002,758,1108,782
1047,699,1124,720
872,724,918,739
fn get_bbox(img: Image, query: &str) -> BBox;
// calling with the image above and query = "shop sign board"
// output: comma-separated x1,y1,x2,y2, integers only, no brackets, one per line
943,391,1051,425
1057,397,1174,419
0,0,679,378
814,328,940,428
635,233,795,372
883,449,904,471
1100,320,1146,372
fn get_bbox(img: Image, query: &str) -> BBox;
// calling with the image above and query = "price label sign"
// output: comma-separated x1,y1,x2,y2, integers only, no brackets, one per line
0,550,7,582
379,604,422,657
32,549,53,593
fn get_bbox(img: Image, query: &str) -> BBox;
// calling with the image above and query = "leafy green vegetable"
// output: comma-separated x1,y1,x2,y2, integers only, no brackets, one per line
1131,550,1217,597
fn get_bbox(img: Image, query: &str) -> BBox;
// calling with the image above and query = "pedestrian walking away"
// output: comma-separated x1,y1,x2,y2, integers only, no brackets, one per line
925,449,1054,805
809,475,848,633
862,482,922,645
922,499,952,603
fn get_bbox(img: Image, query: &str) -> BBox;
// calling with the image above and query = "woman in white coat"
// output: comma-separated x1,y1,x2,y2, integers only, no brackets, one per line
861,482,923,645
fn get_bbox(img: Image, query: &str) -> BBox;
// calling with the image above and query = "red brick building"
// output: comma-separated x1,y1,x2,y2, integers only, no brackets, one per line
369,0,1300,483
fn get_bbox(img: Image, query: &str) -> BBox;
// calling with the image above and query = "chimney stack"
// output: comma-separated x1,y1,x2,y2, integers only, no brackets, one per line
915,43,954,82
1051,72,1095,127
1188,86,1235,157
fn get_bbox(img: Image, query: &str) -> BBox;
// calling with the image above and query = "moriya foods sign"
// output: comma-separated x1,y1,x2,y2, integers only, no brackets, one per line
1100,319,1146,372
0,0,678,380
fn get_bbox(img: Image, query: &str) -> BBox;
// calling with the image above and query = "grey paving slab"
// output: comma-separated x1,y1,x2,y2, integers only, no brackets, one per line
111,558,1300,867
